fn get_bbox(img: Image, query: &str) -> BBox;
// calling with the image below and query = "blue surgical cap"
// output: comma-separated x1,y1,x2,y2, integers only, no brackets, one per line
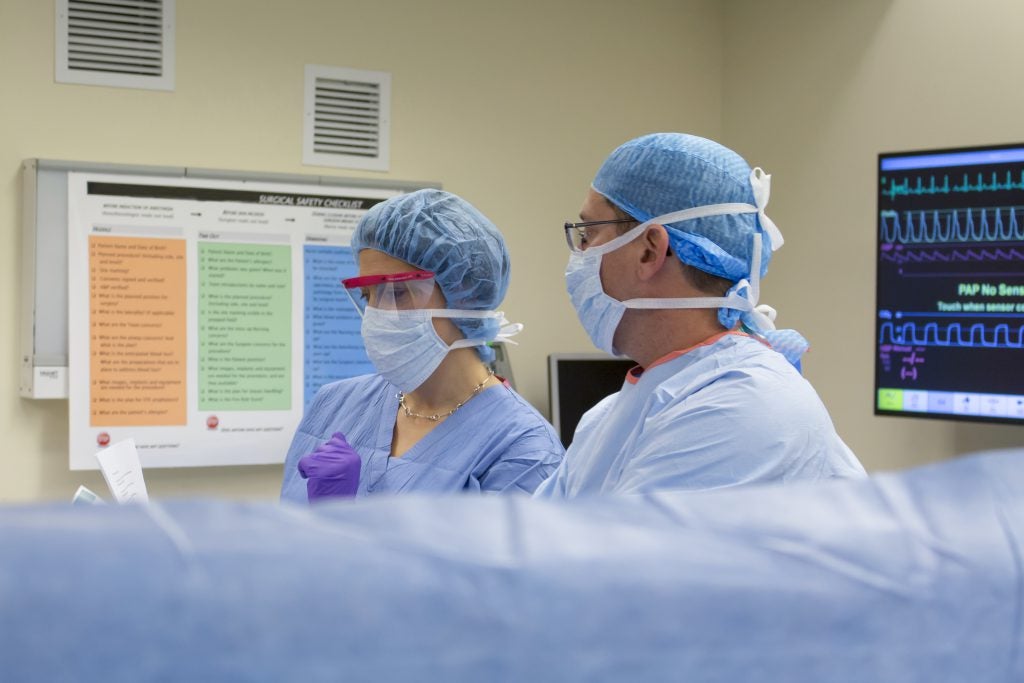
351,189,510,360
592,133,771,282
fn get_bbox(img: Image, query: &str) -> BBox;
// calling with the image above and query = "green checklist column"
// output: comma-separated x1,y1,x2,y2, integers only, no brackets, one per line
199,242,291,411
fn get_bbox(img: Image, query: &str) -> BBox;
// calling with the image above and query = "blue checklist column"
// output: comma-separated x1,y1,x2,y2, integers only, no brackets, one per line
303,245,374,407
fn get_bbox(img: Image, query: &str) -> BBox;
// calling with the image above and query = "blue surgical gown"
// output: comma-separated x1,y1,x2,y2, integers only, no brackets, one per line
281,374,564,502
535,332,865,497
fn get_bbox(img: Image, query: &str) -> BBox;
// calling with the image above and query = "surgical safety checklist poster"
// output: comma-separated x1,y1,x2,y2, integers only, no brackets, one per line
68,172,402,469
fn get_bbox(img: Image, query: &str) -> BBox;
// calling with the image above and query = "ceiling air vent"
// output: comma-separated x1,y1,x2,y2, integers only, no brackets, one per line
303,65,391,172
55,0,175,91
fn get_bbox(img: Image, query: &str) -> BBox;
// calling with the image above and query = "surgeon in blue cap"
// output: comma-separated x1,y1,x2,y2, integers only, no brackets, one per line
535,133,865,497
281,189,563,502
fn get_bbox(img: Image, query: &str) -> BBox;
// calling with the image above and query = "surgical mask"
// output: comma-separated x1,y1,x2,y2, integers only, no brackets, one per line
361,307,521,393
566,168,785,356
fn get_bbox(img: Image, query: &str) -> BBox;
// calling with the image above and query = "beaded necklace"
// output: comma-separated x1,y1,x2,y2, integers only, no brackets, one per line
397,370,495,422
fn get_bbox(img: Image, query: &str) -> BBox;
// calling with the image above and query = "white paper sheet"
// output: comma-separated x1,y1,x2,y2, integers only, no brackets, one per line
95,439,149,504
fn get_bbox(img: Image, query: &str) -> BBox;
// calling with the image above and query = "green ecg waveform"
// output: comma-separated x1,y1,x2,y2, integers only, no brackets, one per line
882,170,1024,201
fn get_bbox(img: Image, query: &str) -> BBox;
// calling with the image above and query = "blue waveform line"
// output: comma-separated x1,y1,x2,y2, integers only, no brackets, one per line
879,321,1024,348
882,170,1024,200
880,246,1024,265
880,207,1024,244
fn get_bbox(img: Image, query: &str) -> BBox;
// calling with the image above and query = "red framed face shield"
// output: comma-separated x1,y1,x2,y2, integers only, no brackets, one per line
341,270,437,317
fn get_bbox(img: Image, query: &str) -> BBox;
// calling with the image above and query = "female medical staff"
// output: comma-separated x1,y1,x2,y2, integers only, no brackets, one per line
280,189,563,502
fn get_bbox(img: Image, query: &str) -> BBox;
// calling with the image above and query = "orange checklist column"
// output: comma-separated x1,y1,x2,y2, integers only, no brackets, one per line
89,236,187,426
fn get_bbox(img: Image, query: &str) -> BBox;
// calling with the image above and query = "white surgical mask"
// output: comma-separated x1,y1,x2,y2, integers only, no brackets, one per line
566,168,785,356
361,307,521,392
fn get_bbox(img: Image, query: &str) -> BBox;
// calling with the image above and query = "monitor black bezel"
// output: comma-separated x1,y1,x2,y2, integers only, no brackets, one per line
874,140,1024,426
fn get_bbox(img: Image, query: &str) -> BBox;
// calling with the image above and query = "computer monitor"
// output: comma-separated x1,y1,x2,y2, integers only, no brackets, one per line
875,142,1024,424
548,353,635,448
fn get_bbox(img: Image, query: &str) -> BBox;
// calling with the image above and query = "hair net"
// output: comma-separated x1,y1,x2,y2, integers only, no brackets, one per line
351,189,510,361
592,133,771,283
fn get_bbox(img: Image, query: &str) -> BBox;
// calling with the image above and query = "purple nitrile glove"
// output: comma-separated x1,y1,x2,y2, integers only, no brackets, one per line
297,432,361,502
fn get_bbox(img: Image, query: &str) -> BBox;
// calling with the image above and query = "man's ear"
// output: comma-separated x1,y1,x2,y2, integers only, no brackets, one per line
636,224,671,281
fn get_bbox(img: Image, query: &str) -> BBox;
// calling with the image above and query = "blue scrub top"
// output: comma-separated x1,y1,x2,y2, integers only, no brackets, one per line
281,374,564,502
535,331,866,498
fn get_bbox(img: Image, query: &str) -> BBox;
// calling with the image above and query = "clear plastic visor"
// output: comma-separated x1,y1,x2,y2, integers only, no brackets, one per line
341,271,438,317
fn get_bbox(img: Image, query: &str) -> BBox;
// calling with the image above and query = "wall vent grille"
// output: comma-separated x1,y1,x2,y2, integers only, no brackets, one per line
56,0,175,90
304,65,391,172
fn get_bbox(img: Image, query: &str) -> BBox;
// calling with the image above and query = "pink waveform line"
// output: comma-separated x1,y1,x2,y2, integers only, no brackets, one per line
881,248,1024,265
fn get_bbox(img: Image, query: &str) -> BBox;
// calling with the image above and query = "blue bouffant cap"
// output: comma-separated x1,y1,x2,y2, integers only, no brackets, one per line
592,132,772,282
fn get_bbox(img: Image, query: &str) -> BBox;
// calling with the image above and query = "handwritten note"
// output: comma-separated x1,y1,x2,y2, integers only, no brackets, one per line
95,439,150,504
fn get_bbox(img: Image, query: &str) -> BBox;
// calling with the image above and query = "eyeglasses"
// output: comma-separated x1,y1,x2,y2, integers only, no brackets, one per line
563,218,637,252
341,270,436,316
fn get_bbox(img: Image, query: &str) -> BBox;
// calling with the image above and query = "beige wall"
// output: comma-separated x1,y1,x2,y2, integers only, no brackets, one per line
3,0,1021,503
722,0,1024,471
0,0,724,502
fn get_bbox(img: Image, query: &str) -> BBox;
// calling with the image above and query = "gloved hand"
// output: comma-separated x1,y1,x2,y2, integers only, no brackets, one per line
297,432,361,502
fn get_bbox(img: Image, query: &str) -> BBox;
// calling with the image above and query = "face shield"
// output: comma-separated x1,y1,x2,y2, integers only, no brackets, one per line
341,271,437,318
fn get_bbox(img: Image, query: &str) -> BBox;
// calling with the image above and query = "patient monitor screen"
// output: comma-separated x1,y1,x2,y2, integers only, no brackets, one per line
875,143,1024,424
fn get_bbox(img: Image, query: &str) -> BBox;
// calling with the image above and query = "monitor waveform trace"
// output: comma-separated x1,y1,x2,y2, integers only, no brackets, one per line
879,245,1024,266
879,206,1024,244
881,169,1024,201
879,320,1024,348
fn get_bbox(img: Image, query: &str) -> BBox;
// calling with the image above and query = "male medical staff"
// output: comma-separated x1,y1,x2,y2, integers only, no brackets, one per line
535,133,865,497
